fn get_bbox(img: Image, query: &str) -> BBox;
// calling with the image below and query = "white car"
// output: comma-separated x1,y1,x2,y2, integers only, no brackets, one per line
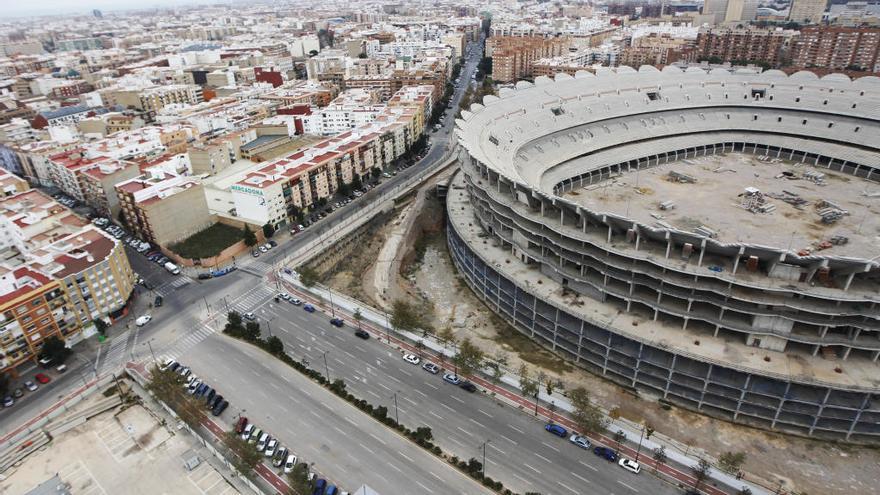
135,315,152,326
283,454,298,473
241,424,254,441
264,439,278,457
618,458,641,474
402,353,421,365
259,246,268,253
289,298,302,306
24,380,38,392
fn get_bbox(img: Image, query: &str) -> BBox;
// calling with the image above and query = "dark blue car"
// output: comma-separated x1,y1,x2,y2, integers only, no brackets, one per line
312,479,326,495
593,446,618,461
545,423,567,437
303,303,316,313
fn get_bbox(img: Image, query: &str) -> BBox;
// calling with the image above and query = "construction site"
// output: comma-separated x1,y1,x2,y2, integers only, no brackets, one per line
566,153,878,260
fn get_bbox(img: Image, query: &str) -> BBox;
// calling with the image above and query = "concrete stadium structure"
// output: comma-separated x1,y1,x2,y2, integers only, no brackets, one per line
448,66,880,442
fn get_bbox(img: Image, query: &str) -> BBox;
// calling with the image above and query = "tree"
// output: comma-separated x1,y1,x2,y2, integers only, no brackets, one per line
351,174,363,190
266,335,284,355
337,182,351,196
297,266,319,287
518,364,539,415
262,223,275,238
227,311,243,329
486,351,507,390
371,167,381,179
415,339,425,358
413,426,433,443
719,451,747,474
613,429,626,454
652,446,667,473
353,307,363,329
93,318,108,336
147,366,205,430
451,337,484,378
287,462,312,495
692,458,712,490
568,387,609,434
390,299,423,333
243,321,261,341
0,374,9,397
437,326,456,362
242,225,257,247
224,431,262,478
39,335,72,364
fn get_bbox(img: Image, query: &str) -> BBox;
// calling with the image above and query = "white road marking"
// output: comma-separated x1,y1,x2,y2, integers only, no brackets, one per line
489,443,507,455
440,403,456,413
535,453,552,463
368,433,387,445
398,451,414,463
570,471,590,483
423,382,438,390
377,382,392,391
512,472,531,485
541,441,560,452
388,463,403,473
428,411,444,420
429,471,443,482
523,463,541,474
469,418,486,429
450,396,465,404
508,424,525,434
579,460,598,472
499,434,519,445
456,426,472,436
477,409,493,418
333,426,346,435
358,442,375,455
618,480,639,492
447,436,465,446
344,417,359,427
415,481,434,494
556,481,580,494
398,368,412,377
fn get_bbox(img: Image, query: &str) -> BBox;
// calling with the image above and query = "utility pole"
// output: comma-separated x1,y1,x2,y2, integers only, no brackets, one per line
635,425,645,462
145,339,157,365
481,440,490,479
322,351,330,381
327,285,337,319
392,391,399,424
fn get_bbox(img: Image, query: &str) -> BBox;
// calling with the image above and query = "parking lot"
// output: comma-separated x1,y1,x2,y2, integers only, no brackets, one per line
0,402,240,495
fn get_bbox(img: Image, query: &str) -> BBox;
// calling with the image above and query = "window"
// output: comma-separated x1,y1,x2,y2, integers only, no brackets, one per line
828,123,834,128
795,97,800,103
802,119,808,125
855,126,860,133
777,117,782,123
753,115,758,121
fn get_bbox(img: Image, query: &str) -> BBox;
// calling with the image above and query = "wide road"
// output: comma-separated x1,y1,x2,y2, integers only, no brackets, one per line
178,335,489,495
220,290,681,495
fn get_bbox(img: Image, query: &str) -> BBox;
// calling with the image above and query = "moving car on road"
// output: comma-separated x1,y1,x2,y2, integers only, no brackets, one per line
422,362,439,374
330,317,344,327
135,315,152,326
303,304,315,313
354,329,370,339
459,381,477,393
545,423,567,438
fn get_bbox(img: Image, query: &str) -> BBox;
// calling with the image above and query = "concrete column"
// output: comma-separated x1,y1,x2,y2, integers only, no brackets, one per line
665,233,672,259
770,382,792,429
607,224,613,244
846,394,872,440
844,272,856,292
732,247,744,275
812,345,820,356
820,326,829,338
808,388,833,435
687,299,694,313
842,346,853,360
697,238,707,267
634,229,641,251
733,375,751,420
871,350,880,362
682,318,689,330
713,325,720,337
653,308,659,321
663,355,677,399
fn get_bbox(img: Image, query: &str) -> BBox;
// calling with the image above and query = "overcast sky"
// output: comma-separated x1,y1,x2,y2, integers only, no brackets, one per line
1,0,216,18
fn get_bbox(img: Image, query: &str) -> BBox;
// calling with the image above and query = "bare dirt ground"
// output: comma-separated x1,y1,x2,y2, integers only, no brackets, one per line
326,177,880,495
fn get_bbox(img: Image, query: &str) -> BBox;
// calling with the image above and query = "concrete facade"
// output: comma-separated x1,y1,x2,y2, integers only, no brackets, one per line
450,66,880,443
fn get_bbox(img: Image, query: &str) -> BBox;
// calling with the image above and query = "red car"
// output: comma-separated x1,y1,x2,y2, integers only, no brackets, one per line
235,416,248,434
35,373,51,384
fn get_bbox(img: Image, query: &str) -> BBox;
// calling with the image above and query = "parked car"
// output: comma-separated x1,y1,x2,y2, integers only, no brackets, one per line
283,454,298,473
545,423,567,438
24,380,38,392
264,439,278,457
459,381,477,393
303,303,316,313
279,293,290,300
330,317,344,327
593,446,618,462
290,298,302,305
618,458,641,474
442,372,461,385
252,250,260,258
312,479,326,495
12,388,23,398
422,362,440,374
273,447,288,467
241,423,255,441
569,434,591,450
236,417,249,434
268,240,277,248
207,394,223,410
256,433,270,451
402,353,420,365
244,312,255,320
154,295,163,307
35,373,51,384
2,396,13,407
197,273,213,280
354,329,370,339
248,428,262,444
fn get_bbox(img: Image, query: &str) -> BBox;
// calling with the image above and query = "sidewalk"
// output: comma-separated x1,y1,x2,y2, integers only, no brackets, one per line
280,271,769,495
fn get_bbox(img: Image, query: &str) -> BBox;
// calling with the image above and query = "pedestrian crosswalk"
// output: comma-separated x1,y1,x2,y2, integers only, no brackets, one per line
96,330,132,375
158,323,219,363
238,259,273,275
229,285,275,314
154,277,191,296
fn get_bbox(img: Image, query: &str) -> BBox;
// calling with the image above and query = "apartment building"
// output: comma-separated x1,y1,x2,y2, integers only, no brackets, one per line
486,36,570,83
0,189,135,375
621,33,694,67
693,26,795,67
231,86,432,228
0,168,29,197
102,84,204,117
115,171,213,246
188,142,232,176
78,160,141,218
789,0,827,24
790,26,880,71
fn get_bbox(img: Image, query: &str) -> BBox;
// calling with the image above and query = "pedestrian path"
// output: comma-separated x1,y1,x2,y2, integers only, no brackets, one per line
229,285,275,314
158,323,219,363
96,330,132,375
154,277,191,296
237,259,273,276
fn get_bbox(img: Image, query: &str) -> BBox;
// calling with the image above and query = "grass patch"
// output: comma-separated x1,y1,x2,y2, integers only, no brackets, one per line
493,317,574,374
102,386,117,397
169,223,243,259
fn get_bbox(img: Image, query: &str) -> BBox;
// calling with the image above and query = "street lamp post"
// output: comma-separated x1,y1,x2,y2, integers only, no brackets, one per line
322,351,330,382
480,439,490,479
392,391,400,425
634,425,645,463
144,339,157,365
327,285,337,319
